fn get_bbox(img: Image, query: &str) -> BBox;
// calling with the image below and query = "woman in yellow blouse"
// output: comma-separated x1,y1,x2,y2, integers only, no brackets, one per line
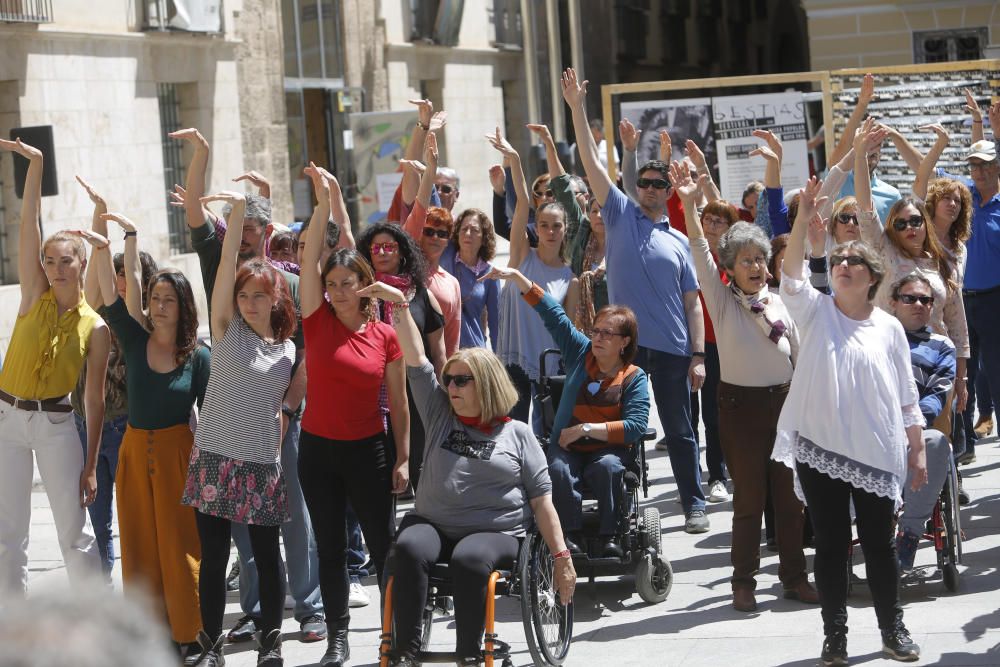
0,138,111,597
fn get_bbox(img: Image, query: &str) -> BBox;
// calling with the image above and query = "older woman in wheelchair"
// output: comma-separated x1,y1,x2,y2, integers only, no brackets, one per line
484,266,649,560
358,281,576,667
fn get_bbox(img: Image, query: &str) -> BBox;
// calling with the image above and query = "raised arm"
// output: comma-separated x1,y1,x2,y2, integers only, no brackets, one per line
415,131,438,209
668,161,708,243
619,119,641,200
912,124,950,200
75,176,109,310
168,128,211,229
562,68,612,205
751,129,783,191
686,139,720,203
964,89,985,143
232,170,271,199
884,124,924,173
0,139,46,313
100,213,144,324
72,230,117,308
527,123,566,177
357,282,427,367
487,128,531,268
817,146,855,220
317,166,355,249
784,176,826,282
829,73,875,166
402,101,446,206
299,164,331,319
853,117,888,216
201,191,246,342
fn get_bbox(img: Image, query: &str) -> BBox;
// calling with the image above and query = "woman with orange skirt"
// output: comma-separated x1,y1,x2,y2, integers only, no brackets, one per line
84,213,210,661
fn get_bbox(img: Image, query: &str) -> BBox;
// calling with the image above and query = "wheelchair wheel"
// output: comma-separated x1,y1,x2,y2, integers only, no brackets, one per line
945,460,964,564
943,562,959,592
642,507,663,554
636,552,673,604
519,531,573,666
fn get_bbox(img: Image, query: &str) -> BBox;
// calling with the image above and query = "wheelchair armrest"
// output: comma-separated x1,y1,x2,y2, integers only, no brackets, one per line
641,428,657,442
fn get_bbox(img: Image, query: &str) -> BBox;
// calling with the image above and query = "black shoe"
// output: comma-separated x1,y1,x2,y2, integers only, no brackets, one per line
390,651,422,667
257,629,283,667
882,626,920,662
765,536,778,553
181,641,203,667
228,615,258,643
564,533,584,556
226,561,241,592
957,471,971,505
192,631,226,667
820,632,848,666
600,537,624,558
319,628,350,667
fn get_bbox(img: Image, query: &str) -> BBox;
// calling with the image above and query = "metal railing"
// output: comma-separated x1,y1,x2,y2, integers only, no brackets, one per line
0,0,53,23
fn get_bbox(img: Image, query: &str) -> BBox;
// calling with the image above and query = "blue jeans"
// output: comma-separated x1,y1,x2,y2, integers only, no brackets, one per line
233,416,324,622
634,346,705,513
549,446,626,536
74,413,126,578
965,288,1000,445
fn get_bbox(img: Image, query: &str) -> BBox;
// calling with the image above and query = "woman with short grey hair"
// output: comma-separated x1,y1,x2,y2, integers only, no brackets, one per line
669,163,818,614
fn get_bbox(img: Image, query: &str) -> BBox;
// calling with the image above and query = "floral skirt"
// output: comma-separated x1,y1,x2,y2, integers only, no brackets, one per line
181,446,289,526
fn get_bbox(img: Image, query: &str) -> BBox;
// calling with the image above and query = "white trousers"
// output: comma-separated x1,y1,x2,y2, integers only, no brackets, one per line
0,400,100,597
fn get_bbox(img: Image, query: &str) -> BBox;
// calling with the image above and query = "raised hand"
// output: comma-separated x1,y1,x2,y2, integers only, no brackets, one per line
408,99,434,127
667,160,700,204
660,131,673,163
0,137,42,160
963,88,982,122
399,158,427,175
303,162,331,195
68,229,110,249
167,127,208,149
751,129,783,161
526,123,553,144
488,164,506,195
748,144,779,163
560,67,588,108
423,131,439,166
797,176,827,220
99,212,137,234
200,190,246,206
988,103,1000,137
686,139,712,171
619,118,641,152
486,127,518,160
75,176,107,208
355,281,408,304
428,111,447,133
917,123,950,145
232,170,271,197
858,72,875,107
806,212,826,255
169,184,187,208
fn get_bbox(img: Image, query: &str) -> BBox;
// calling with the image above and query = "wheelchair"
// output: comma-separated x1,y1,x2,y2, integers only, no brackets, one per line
378,528,572,666
535,349,673,604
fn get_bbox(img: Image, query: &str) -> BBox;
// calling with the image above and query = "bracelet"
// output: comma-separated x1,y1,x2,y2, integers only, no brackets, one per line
552,549,572,560
416,121,429,131
281,405,297,418
973,120,983,124
394,300,410,309
691,351,706,358
124,231,137,238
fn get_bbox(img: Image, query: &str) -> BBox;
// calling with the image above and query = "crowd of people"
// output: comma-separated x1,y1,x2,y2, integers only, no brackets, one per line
0,67,997,667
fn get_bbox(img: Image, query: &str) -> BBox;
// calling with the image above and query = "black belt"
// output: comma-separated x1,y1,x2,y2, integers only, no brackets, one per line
963,285,1000,297
0,389,73,413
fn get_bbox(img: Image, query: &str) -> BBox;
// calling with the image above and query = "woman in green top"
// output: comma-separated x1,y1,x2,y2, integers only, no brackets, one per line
78,215,210,660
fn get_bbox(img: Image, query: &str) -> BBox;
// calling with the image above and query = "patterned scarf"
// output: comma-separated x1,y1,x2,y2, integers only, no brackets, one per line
729,283,789,346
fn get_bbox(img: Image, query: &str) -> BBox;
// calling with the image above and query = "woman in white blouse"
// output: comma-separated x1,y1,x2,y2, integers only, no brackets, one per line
771,177,927,667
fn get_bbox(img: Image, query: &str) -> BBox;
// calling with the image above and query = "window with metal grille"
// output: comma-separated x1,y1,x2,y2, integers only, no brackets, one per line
491,0,521,50
913,28,986,64
157,83,190,255
0,0,53,23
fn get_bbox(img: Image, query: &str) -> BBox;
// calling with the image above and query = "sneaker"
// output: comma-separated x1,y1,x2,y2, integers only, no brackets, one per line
707,480,730,503
974,414,994,438
882,625,920,661
299,614,327,643
348,580,370,608
227,615,258,643
957,450,976,466
684,509,710,534
226,561,241,592
896,530,920,572
820,633,848,666
256,628,282,667
654,436,669,452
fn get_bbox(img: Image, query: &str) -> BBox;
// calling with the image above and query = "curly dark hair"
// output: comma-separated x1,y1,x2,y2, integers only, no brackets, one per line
451,208,497,262
145,269,200,365
356,223,427,289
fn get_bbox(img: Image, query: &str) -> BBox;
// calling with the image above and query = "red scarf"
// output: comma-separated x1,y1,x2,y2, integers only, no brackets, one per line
457,414,511,434
374,272,413,322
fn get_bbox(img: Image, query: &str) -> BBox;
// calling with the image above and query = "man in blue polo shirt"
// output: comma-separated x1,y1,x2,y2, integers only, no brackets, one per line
562,68,710,534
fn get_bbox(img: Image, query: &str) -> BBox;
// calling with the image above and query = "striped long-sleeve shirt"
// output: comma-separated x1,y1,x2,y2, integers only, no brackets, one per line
906,326,956,426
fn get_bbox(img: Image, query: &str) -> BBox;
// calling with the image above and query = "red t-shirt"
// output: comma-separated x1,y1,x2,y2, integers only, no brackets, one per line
302,305,402,440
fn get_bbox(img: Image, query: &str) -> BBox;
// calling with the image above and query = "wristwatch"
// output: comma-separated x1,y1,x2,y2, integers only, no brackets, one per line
581,423,593,436
691,351,706,358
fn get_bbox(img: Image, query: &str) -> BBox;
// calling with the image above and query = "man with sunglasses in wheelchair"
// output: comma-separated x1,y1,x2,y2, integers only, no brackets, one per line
890,274,958,574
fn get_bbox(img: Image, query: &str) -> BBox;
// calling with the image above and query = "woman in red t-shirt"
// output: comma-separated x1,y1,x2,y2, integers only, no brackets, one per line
299,164,410,665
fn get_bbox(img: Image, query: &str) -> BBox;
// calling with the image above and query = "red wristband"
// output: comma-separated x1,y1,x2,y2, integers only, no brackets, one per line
552,549,572,560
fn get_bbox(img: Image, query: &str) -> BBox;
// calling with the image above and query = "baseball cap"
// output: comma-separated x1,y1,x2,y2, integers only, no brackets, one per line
966,140,997,162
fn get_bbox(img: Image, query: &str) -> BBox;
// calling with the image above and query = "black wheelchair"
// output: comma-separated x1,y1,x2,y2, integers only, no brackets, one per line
535,349,673,604
378,528,573,666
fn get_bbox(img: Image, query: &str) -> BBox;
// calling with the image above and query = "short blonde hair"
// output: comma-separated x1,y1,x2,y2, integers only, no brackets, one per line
443,348,518,423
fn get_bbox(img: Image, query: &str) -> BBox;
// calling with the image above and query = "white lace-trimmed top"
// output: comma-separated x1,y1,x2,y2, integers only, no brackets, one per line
771,263,924,509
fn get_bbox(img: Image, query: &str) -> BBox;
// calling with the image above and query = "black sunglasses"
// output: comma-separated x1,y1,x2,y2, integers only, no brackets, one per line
636,178,669,190
534,188,554,198
438,184,455,195
829,254,868,267
837,213,859,226
442,373,474,388
898,293,934,306
422,227,450,239
892,215,924,232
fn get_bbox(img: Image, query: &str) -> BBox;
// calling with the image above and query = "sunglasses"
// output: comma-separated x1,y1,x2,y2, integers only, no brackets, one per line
829,254,868,268
442,373,474,388
898,293,934,306
892,215,924,232
589,327,625,340
837,213,859,226
438,184,455,195
636,178,669,190
422,227,450,240
370,241,399,255
534,188,554,198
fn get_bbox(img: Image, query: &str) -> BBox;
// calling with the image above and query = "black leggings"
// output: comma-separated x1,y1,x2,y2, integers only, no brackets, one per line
195,511,285,639
392,515,519,659
298,430,395,630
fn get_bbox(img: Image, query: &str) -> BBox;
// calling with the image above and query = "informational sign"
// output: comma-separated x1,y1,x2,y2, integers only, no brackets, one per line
712,92,809,204
619,98,717,176
348,110,417,225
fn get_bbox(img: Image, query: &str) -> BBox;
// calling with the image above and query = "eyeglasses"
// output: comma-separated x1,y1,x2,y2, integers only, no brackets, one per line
534,188,554,198
837,213,859,226
737,256,767,269
422,227,450,240
370,241,399,255
969,160,996,172
892,215,925,232
829,254,868,268
442,373,475,388
438,184,455,195
898,293,934,306
589,327,626,340
636,178,669,190
703,215,729,228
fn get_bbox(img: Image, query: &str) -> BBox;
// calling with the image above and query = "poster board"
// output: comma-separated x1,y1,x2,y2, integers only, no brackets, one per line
347,110,417,226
